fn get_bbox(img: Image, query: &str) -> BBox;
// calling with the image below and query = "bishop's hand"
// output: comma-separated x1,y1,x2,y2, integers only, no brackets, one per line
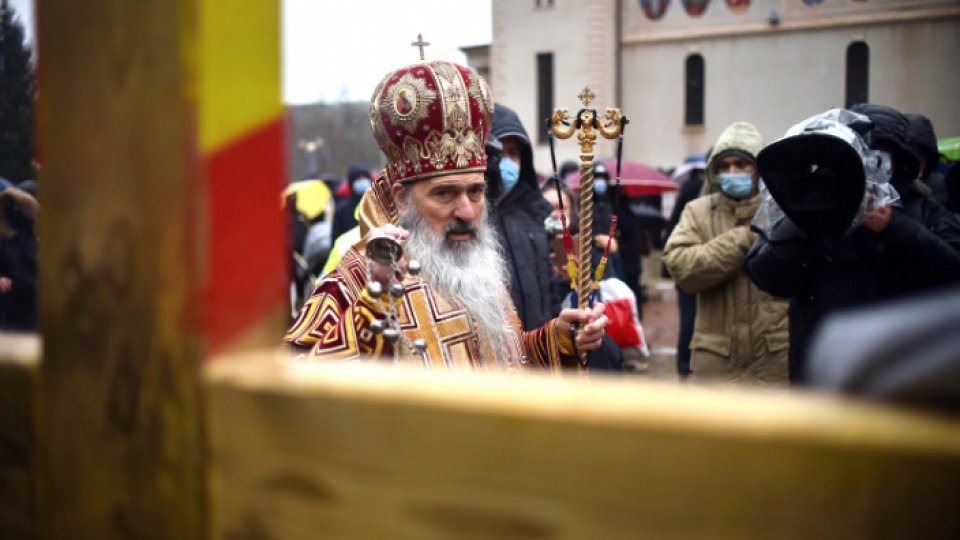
557,302,608,352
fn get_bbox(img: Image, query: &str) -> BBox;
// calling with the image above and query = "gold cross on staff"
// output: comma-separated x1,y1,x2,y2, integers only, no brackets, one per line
411,33,431,62
578,87,595,107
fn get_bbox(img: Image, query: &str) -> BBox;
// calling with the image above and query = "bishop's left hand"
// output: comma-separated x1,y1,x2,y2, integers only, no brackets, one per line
557,302,608,352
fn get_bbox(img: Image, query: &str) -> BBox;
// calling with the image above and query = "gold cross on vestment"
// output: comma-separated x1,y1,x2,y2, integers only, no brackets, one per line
396,285,475,369
411,33,431,62
578,87,595,107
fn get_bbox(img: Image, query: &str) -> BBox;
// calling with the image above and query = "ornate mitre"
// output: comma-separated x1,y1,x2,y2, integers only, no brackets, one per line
368,60,495,185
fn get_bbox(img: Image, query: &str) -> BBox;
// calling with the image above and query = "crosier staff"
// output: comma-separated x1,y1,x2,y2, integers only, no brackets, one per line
550,87,626,363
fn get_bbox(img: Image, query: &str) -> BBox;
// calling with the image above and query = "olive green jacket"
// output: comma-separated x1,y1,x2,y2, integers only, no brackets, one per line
663,122,788,384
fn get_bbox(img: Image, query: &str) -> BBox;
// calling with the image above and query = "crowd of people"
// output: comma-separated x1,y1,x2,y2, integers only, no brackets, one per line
1,50,955,413
284,55,960,408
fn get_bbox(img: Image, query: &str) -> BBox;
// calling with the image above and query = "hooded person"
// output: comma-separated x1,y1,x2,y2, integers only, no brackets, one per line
486,104,556,331
662,122,789,385
331,164,373,245
285,58,608,369
745,108,960,383
664,153,708,378
906,113,948,204
900,112,960,249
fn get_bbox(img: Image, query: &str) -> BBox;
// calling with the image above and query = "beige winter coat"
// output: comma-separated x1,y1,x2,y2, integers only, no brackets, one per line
663,122,789,385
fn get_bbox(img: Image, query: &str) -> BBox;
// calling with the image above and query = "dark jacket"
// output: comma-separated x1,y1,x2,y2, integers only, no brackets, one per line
0,189,39,331
746,211,960,382
331,193,361,244
859,105,960,249
899,181,960,251
906,113,949,205
490,105,556,330
849,104,920,190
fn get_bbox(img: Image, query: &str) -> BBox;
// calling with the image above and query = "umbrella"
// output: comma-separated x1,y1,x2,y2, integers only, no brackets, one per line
627,201,668,231
938,136,960,162
564,159,678,197
671,159,706,183
282,179,333,221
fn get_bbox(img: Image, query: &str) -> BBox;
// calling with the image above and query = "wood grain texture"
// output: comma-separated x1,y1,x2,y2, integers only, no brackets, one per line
36,2,205,539
0,334,41,540
207,353,960,539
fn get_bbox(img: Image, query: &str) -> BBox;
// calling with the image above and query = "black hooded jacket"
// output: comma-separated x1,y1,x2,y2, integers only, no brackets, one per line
747,212,960,383
0,189,38,331
853,105,960,251
849,104,920,189
746,106,960,382
489,105,556,330
906,113,949,204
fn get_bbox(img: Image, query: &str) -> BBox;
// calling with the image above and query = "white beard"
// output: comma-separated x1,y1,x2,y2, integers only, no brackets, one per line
398,203,512,364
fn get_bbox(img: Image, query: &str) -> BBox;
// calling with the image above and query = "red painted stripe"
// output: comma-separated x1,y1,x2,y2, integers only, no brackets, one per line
203,116,288,355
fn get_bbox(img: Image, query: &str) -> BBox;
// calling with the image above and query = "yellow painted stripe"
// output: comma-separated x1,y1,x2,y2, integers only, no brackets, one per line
198,0,283,152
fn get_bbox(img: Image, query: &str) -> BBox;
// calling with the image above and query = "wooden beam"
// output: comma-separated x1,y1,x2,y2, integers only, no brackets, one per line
207,353,960,539
0,334,41,540
35,1,283,538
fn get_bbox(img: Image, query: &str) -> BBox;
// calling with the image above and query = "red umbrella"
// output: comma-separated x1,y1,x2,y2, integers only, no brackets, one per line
564,159,677,197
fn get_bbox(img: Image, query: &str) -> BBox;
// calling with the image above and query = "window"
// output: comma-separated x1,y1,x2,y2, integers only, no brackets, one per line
537,52,554,142
684,54,704,126
845,41,869,108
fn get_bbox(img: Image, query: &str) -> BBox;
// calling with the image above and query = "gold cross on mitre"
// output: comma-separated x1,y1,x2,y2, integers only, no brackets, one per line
578,87,596,107
411,33,431,62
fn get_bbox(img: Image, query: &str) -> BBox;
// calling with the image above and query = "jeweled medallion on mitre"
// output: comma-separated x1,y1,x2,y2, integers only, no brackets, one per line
382,73,436,133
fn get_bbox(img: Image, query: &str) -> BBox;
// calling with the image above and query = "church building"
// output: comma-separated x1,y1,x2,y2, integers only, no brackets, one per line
467,0,960,170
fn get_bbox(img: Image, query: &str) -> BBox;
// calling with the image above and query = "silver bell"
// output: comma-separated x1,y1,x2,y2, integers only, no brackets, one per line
367,281,383,297
370,319,385,335
365,235,403,266
389,282,406,299
383,327,400,343
412,338,427,354
406,259,422,276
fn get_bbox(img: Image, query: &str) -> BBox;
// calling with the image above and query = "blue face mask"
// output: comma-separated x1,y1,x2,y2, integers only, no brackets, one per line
718,172,755,199
594,179,608,195
499,157,520,192
352,178,371,196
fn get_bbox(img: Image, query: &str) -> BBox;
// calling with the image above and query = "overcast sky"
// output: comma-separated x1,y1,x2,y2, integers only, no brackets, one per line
7,0,492,105
283,1,492,104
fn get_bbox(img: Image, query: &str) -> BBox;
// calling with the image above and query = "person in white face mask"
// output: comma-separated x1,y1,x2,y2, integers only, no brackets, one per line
662,121,789,385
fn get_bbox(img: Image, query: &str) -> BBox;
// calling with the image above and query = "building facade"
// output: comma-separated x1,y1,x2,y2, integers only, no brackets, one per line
482,0,960,171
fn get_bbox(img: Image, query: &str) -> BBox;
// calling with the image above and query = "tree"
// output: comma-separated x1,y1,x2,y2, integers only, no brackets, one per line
0,0,35,183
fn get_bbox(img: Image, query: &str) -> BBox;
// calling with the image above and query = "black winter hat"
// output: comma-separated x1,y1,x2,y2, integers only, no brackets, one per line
849,103,920,187
710,149,757,171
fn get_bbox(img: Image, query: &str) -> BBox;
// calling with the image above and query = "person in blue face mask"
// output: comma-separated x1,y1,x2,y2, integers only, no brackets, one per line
487,104,559,335
663,121,789,386
331,164,373,254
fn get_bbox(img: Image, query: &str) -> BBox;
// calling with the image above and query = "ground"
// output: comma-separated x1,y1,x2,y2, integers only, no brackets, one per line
622,251,681,381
